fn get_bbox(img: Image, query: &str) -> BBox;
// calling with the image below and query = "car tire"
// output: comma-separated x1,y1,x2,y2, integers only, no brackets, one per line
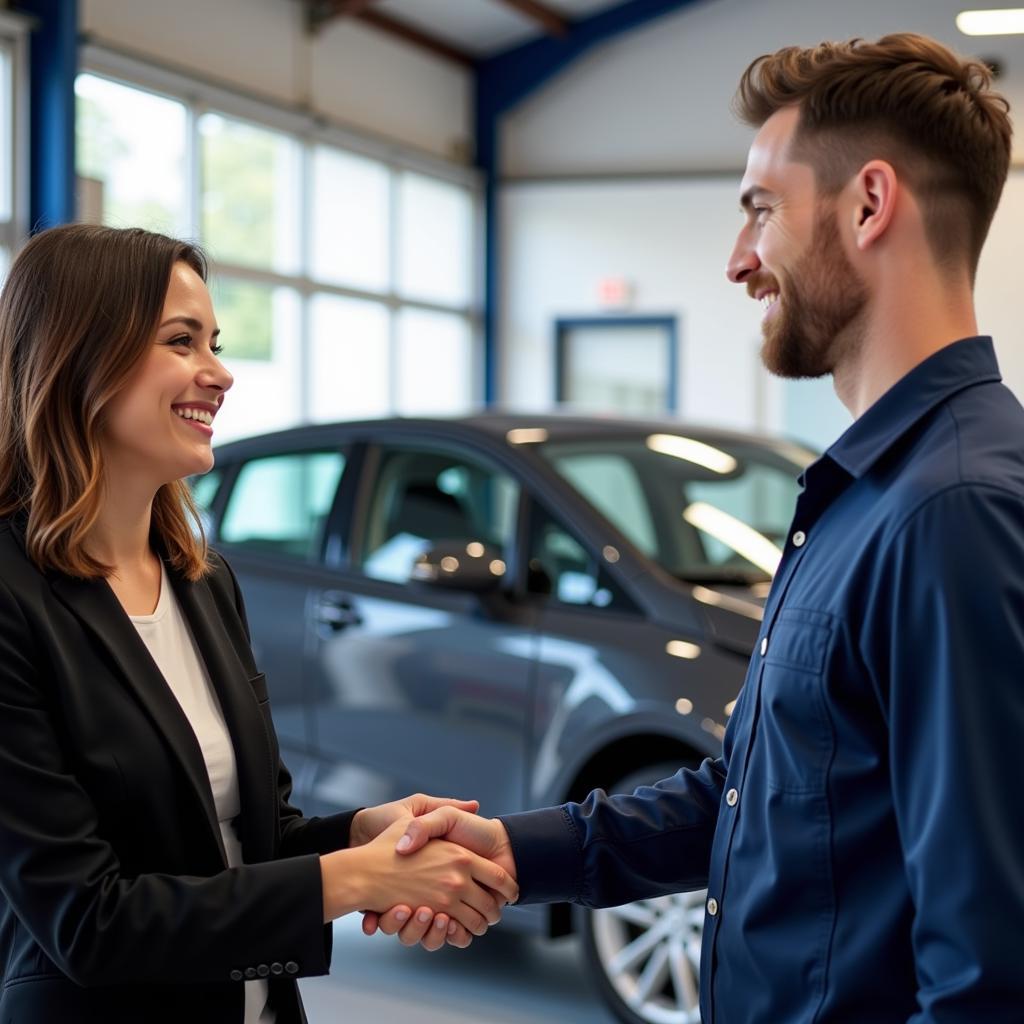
579,762,707,1024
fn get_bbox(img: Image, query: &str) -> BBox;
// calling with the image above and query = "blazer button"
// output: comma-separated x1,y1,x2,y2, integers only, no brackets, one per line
285,961,299,975
270,962,284,976
257,964,270,978
230,970,243,982
244,967,257,980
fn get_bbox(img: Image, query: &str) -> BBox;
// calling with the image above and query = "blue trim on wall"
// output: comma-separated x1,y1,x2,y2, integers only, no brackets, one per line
16,0,77,231
475,0,703,407
554,315,679,414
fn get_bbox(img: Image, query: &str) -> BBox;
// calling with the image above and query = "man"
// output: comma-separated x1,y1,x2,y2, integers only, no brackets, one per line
369,33,1023,1023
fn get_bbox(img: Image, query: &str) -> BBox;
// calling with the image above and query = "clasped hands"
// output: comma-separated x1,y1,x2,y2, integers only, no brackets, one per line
319,793,516,952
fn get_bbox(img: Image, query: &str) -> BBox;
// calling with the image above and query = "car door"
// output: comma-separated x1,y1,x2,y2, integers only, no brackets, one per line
304,438,537,818
213,446,349,755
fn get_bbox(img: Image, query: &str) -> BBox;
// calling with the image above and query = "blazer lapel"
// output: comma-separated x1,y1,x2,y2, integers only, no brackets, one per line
49,573,228,863
166,567,277,863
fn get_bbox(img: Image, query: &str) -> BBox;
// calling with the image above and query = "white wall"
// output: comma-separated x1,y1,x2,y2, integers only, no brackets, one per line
80,0,472,161
500,172,1024,448
501,0,1024,176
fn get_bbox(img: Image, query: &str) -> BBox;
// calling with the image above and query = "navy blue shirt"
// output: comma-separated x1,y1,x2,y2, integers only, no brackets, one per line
502,337,1024,1023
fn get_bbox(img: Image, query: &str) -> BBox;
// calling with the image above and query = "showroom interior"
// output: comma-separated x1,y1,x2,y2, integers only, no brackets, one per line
2,1,1023,1022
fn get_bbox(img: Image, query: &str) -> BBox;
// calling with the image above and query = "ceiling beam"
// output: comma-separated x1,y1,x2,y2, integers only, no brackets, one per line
306,0,476,67
492,0,569,37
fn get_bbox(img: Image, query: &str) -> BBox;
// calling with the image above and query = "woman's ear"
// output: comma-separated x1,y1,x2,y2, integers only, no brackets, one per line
851,160,898,252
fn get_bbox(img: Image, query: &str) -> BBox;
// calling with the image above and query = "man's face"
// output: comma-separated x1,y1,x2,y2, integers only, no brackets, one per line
727,106,869,378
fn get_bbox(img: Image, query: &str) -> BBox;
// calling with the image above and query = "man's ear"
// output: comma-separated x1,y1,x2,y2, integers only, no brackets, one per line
850,160,898,252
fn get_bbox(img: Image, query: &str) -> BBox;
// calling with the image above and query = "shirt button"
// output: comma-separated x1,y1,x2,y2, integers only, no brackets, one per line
793,530,807,547
760,637,768,656
285,961,299,975
726,788,738,807
256,964,270,978
707,897,719,917
229,969,243,982
270,962,284,976
244,967,257,980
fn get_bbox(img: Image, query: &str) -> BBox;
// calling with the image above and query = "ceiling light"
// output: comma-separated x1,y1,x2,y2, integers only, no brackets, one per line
956,8,1024,35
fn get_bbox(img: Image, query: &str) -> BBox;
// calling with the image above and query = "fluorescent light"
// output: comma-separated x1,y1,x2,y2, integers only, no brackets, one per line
683,501,783,576
957,8,1024,35
646,434,738,474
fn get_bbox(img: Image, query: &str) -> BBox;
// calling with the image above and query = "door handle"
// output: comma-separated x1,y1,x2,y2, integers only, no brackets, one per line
314,595,362,632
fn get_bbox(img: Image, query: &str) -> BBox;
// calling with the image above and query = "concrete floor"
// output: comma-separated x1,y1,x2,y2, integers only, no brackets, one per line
300,915,618,1023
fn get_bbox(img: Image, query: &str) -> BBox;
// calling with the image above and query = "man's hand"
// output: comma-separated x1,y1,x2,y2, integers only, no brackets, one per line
349,793,480,848
361,808,517,950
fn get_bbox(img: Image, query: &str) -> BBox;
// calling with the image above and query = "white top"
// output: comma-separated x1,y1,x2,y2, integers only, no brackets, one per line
130,563,275,1024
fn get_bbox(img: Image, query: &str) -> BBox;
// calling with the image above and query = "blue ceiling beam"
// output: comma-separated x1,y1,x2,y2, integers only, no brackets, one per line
474,0,707,406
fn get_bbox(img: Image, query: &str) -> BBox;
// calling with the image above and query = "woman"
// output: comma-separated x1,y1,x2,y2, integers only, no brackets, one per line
0,224,516,1023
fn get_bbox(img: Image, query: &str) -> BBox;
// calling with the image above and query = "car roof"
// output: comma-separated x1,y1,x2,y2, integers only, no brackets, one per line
213,410,816,461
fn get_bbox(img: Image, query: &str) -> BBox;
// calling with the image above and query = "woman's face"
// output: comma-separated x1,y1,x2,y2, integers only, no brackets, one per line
102,261,233,491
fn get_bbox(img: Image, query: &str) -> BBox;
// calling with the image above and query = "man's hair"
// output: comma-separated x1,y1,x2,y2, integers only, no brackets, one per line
0,224,212,581
734,33,1012,277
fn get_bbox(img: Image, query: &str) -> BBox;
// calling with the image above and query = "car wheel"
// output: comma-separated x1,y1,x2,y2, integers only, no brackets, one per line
579,762,706,1024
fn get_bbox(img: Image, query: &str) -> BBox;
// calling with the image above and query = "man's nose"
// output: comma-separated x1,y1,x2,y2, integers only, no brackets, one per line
726,234,760,284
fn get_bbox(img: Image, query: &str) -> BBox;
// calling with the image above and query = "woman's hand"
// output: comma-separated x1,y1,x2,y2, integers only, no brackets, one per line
348,793,480,848
320,818,518,935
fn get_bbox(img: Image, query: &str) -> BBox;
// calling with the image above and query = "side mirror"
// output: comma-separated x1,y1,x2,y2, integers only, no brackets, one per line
411,540,508,593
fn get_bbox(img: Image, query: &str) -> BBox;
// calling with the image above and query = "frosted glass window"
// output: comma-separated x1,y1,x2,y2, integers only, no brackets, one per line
310,294,390,422
75,74,187,234
214,285,302,443
200,112,300,273
311,146,390,293
396,308,472,415
397,173,473,307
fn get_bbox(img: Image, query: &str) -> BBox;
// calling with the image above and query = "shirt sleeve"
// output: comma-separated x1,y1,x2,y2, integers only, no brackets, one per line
500,756,726,907
864,483,1024,1023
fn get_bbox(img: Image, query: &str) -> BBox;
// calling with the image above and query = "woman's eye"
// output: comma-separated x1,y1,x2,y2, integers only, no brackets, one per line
167,334,192,348
211,344,224,356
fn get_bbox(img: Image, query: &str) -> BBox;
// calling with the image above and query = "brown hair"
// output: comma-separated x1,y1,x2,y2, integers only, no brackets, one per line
0,224,213,580
734,33,1012,277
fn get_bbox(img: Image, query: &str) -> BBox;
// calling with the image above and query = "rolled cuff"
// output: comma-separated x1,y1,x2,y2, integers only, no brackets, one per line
498,805,583,905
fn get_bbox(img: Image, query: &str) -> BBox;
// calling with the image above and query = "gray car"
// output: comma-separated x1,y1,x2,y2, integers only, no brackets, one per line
191,413,814,1024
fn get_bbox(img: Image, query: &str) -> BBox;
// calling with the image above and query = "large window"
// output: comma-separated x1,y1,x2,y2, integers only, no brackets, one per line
74,53,481,444
0,14,29,278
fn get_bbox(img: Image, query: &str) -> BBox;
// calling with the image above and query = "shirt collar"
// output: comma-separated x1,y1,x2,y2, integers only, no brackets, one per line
824,336,1000,480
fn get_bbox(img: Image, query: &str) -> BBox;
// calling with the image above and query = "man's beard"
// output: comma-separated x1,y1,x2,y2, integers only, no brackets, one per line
760,206,869,379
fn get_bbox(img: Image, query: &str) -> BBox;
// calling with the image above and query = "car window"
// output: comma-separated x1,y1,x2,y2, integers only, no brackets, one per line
527,502,635,613
541,437,807,584
188,468,223,537
550,453,657,557
219,450,346,561
360,445,519,584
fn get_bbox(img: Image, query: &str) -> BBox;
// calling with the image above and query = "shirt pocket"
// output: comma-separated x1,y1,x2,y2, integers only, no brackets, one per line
759,608,835,795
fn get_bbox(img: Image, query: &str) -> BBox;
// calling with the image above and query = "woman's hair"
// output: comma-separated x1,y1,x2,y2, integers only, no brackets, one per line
0,224,213,580
734,33,1012,278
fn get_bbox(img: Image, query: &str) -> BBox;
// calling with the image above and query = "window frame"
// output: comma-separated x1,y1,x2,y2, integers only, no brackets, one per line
0,12,30,262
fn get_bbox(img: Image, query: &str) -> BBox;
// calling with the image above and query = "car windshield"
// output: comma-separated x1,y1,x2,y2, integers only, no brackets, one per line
538,433,815,586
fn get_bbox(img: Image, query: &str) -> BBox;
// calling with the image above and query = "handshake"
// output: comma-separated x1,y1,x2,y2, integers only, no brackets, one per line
319,794,519,952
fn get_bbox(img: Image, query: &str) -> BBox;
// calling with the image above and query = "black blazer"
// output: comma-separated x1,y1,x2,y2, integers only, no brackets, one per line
0,516,355,1023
